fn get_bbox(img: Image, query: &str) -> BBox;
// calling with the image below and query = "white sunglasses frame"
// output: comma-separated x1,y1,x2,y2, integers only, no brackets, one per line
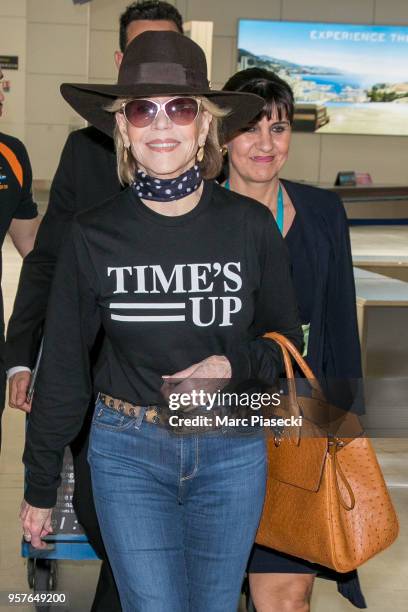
121,96,202,127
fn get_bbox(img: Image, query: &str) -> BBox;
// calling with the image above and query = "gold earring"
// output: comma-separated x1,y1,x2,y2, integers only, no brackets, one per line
197,145,204,163
221,145,228,157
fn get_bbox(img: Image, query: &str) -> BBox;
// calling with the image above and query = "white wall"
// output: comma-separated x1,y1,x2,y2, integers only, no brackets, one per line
25,0,89,180
0,0,27,142
1,0,407,184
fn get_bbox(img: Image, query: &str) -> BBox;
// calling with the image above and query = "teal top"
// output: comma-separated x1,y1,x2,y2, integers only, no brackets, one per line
224,179,284,234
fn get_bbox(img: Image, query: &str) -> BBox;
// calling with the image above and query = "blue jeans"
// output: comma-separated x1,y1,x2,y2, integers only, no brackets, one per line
88,399,266,612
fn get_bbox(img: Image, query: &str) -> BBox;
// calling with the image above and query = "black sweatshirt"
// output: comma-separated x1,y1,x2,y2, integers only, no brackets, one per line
23,180,302,508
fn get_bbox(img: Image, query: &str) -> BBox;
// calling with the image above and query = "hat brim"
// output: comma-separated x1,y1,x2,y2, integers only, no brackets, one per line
61,82,263,140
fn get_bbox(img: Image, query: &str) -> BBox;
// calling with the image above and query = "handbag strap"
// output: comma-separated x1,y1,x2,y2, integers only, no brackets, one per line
264,332,325,399
331,441,356,510
265,331,356,511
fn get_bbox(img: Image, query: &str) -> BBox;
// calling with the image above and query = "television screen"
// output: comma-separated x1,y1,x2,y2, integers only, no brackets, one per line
237,20,408,135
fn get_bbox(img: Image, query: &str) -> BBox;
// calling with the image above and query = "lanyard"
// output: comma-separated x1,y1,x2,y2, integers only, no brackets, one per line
224,179,284,235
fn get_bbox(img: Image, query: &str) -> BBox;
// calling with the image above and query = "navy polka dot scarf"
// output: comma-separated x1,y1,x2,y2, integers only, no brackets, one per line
131,164,202,202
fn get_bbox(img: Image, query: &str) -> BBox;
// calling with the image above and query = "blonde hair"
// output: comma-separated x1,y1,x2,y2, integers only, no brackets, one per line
105,96,230,185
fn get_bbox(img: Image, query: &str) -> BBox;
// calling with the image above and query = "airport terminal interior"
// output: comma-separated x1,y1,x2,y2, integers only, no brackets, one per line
1,1,408,611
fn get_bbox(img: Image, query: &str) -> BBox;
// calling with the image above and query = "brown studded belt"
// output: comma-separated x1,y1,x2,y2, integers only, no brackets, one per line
98,393,162,425
97,393,225,434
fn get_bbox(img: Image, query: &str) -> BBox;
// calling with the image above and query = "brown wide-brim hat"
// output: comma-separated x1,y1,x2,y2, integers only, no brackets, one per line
61,31,263,139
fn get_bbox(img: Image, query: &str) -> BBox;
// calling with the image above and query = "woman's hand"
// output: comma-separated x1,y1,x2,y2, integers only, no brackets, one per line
9,371,32,413
161,355,232,409
20,500,53,549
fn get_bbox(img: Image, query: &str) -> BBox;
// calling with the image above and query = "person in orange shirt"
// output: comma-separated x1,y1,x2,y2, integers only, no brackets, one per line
0,68,40,450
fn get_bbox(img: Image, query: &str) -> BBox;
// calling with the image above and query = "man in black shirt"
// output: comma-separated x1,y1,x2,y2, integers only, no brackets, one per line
6,3,183,611
0,69,40,449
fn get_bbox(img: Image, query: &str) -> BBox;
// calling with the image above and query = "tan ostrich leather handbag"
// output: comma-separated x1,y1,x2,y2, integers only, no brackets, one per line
256,332,399,572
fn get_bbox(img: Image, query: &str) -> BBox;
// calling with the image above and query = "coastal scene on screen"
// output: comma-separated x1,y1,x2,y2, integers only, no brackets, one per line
237,20,408,135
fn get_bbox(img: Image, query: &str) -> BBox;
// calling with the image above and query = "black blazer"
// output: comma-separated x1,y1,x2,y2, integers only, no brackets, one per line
281,179,363,411
281,180,366,608
6,126,121,369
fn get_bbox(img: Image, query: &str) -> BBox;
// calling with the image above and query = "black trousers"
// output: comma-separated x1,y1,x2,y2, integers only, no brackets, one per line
71,413,122,612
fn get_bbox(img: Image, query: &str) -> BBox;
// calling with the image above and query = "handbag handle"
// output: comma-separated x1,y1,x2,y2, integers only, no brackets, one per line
264,332,325,399
265,334,301,445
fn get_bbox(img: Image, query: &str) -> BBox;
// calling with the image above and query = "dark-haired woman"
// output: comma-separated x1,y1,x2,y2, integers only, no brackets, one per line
222,68,366,611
